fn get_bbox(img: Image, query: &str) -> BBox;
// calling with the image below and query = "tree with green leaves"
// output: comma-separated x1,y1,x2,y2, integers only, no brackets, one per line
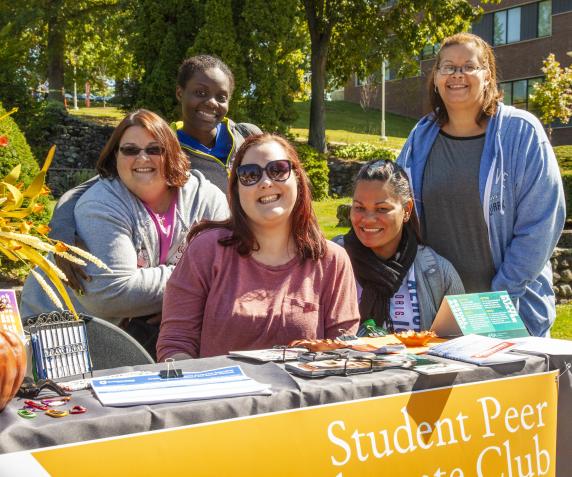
238,0,307,132
126,0,204,119
530,53,572,142
130,0,304,131
301,0,491,152
0,0,133,104
187,0,249,120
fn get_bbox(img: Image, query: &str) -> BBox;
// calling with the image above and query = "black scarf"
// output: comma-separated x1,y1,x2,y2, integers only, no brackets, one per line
344,225,418,331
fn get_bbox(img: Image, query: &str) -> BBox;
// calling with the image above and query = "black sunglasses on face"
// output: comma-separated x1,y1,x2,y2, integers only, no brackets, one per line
118,145,165,157
236,160,292,186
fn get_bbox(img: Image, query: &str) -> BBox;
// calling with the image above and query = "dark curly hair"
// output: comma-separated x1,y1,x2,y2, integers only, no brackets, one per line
177,55,235,97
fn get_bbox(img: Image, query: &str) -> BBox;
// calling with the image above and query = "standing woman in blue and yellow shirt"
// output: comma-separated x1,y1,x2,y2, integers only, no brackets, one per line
173,55,261,191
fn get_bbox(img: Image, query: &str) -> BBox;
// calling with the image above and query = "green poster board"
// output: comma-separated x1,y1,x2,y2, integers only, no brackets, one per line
430,291,530,339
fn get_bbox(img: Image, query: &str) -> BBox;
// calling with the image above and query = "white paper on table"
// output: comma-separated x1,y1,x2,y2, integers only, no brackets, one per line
91,365,272,407
510,337,572,355
427,334,526,365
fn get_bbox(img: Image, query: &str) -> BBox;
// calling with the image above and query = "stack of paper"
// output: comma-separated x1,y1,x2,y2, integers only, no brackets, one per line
91,365,272,407
428,334,526,366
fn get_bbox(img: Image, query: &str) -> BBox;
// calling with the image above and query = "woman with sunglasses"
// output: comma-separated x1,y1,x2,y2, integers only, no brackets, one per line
336,160,463,334
47,55,260,293
157,134,360,360
20,110,229,356
397,33,565,336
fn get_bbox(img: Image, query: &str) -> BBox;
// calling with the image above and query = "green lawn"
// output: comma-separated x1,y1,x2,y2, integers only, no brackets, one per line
67,101,417,148
69,106,125,126
313,198,350,240
290,100,417,149
552,304,572,339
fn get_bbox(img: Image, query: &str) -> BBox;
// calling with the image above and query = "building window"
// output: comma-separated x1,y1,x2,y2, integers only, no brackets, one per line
494,7,522,45
512,80,528,109
553,0,572,15
421,43,440,60
507,8,521,43
499,77,543,111
500,83,512,105
484,0,552,46
493,10,508,45
538,0,552,37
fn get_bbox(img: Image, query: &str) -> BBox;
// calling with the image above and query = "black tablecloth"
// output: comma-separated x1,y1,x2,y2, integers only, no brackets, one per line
0,353,548,455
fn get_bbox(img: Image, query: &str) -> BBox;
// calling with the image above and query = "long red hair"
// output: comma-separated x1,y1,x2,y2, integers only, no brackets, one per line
188,134,326,260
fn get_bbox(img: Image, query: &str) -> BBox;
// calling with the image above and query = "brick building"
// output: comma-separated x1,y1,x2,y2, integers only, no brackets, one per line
343,0,572,145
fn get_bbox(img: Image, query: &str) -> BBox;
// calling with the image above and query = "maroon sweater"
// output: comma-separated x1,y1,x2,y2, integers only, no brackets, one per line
157,228,360,359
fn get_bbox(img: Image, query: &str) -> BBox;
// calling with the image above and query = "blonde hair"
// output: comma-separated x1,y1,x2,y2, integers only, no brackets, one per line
428,32,503,126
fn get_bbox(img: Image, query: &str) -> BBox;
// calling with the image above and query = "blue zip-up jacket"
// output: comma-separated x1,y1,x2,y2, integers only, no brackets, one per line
397,103,565,336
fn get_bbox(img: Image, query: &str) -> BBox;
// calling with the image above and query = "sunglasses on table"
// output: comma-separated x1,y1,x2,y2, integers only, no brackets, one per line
118,145,165,157
236,160,292,186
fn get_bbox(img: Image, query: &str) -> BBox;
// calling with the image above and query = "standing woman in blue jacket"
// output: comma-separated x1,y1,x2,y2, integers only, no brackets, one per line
397,32,565,336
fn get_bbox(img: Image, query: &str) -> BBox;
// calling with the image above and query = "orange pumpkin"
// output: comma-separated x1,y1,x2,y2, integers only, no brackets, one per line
0,329,27,412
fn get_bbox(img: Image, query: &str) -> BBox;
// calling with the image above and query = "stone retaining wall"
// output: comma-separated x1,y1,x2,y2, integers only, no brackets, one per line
45,115,114,170
328,157,367,197
552,247,572,303
42,114,113,196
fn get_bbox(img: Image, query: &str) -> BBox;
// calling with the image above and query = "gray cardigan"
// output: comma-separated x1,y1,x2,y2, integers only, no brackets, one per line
334,238,465,330
20,171,229,322
412,245,465,330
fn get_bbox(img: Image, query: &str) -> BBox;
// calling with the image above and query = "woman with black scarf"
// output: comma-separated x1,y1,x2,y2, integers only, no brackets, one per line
335,160,464,334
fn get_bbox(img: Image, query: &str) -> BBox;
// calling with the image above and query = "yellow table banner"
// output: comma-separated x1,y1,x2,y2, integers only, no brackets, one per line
32,371,558,477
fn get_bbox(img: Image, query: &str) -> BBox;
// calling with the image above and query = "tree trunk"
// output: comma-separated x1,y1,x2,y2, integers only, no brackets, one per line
46,5,65,102
308,35,329,153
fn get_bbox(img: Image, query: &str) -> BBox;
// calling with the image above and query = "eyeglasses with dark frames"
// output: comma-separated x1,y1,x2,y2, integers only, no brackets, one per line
118,145,165,157
437,64,485,76
236,160,292,186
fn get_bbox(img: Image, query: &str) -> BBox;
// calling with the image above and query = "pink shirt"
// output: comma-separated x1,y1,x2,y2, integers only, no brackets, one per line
144,195,178,265
157,228,360,359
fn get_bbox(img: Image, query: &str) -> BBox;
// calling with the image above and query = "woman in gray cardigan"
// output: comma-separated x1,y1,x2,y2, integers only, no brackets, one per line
336,160,464,334
20,110,229,355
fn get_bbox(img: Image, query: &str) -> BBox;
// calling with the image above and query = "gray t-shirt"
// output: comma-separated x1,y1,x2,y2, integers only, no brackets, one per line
422,131,495,293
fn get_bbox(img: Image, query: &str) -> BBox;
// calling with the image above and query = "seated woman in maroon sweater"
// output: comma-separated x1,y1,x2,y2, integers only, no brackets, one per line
157,134,360,360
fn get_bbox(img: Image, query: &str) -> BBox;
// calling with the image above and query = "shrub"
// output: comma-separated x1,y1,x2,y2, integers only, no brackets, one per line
555,146,572,222
333,143,397,162
24,100,68,163
47,168,97,198
561,171,572,222
0,104,39,183
0,103,51,279
295,144,330,201
555,146,572,171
